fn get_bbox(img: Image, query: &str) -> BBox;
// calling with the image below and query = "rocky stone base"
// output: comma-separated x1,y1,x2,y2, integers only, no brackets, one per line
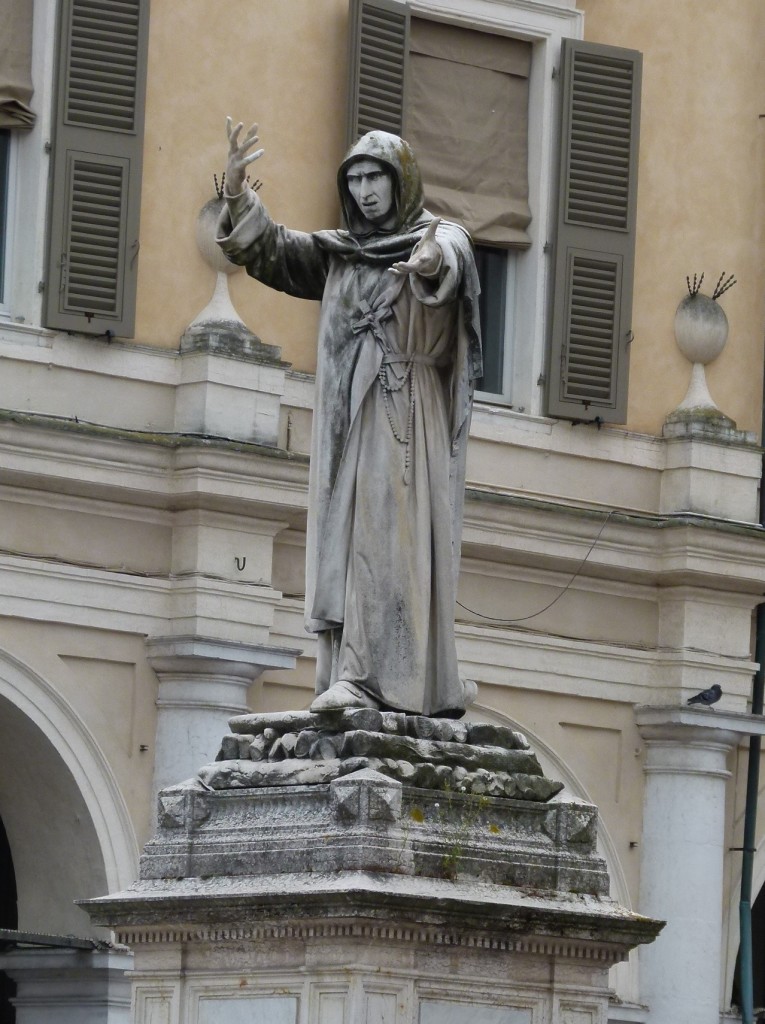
206,708,563,802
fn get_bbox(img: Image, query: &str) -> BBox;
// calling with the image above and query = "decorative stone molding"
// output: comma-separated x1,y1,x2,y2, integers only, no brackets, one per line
108,920,632,965
0,947,133,1024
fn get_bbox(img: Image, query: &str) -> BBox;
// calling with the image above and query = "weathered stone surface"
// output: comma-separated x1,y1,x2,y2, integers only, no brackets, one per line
218,733,241,760
198,758,344,789
338,707,384,733
380,711,408,733
248,735,269,761
203,709,562,803
310,733,343,760
340,730,543,776
85,752,660,1024
138,767,599,899
196,754,562,803
294,729,318,757
229,710,317,736
465,723,530,750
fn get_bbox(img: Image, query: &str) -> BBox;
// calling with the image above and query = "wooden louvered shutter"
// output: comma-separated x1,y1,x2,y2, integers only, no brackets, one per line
546,39,642,423
45,0,149,337
346,0,409,146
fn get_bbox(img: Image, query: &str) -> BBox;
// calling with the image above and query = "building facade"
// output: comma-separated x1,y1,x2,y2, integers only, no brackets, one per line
0,0,764,1020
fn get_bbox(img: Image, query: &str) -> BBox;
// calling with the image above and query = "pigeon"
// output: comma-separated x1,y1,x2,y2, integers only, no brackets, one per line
686,684,722,708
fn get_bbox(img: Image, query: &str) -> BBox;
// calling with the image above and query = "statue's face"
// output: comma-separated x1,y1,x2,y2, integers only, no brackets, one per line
346,159,395,227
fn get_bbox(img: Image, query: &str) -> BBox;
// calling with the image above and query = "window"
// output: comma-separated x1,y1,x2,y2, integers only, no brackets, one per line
44,0,150,338
0,130,11,310
547,39,641,422
346,0,641,423
475,244,516,396
0,0,36,319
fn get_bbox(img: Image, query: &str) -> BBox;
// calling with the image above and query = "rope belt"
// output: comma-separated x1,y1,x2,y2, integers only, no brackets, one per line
381,352,438,366
352,301,441,485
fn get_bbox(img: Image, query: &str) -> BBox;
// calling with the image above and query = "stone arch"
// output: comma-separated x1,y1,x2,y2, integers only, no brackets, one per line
725,844,765,1012
470,700,639,1005
0,648,138,936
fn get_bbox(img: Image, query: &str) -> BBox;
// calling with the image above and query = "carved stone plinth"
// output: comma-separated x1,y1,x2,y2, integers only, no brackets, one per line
84,714,661,1024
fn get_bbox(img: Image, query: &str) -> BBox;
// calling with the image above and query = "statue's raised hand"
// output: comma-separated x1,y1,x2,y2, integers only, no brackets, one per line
389,217,442,278
225,118,265,195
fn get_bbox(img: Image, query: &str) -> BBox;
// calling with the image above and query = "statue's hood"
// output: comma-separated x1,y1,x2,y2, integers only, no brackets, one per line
338,131,424,236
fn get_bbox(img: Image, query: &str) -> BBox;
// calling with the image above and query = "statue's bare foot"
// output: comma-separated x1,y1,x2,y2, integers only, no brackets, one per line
311,680,379,712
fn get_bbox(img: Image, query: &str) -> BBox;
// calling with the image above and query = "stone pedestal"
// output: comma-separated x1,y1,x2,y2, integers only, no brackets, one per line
635,706,765,1024
175,331,289,447
86,710,661,1024
177,194,290,448
0,947,132,1024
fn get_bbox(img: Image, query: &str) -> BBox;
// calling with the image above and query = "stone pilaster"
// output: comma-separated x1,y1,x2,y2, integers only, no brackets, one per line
146,636,299,793
635,706,765,1023
0,947,132,1024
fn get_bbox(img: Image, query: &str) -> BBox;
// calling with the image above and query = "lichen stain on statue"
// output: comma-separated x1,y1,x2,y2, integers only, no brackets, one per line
217,119,482,719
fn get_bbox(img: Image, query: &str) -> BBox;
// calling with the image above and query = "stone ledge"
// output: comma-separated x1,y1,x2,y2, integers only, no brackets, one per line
635,704,765,737
83,870,662,957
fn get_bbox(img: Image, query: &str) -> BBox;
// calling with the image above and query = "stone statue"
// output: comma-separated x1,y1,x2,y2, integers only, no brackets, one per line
217,120,482,717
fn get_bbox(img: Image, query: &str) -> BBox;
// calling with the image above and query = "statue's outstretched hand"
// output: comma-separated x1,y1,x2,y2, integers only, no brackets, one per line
225,118,265,195
390,217,442,277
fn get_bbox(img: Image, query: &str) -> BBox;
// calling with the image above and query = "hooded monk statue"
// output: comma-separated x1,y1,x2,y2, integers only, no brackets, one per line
217,120,483,718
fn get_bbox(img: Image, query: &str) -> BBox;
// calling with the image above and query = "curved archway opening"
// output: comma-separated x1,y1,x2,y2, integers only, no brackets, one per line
0,694,108,937
0,811,18,1024
731,880,765,1019
0,649,138,898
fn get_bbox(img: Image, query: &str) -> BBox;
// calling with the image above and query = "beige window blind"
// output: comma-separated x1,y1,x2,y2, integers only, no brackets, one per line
406,18,531,247
0,0,36,129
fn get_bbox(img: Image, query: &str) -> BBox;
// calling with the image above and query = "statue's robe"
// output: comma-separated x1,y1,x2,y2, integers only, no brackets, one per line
218,131,481,717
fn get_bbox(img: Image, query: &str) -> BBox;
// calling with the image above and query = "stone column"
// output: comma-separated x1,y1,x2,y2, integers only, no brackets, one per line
147,635,299,793
635,706,765,1024
0,947,132,1024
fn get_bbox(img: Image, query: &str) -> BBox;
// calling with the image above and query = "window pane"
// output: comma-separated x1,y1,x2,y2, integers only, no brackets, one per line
0,130,9,305
475,244,508,394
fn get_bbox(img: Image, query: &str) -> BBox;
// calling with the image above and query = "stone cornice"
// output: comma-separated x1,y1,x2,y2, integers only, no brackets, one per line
635,704,765,739
85,874,661,958
110,920,634,965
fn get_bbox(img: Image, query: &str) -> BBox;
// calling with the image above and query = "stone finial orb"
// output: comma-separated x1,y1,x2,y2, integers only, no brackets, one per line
673,292,728,366
664,273,742,439
195,196,238,276
181,192,276,357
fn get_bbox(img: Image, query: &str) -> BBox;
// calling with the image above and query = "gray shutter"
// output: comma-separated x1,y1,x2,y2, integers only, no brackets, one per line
44,0,149,337
546,39,642,423
346,0,409,146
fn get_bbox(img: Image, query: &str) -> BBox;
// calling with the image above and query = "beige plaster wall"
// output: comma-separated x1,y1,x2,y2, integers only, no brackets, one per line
134,0,765,437
581,0,765,437
134,0,349,368
0,620,158,848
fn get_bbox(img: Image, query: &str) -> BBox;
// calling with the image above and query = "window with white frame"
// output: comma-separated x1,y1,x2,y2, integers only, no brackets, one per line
0,130,12,312
346,0,641,423
0,0,149,336
0,0,36,320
